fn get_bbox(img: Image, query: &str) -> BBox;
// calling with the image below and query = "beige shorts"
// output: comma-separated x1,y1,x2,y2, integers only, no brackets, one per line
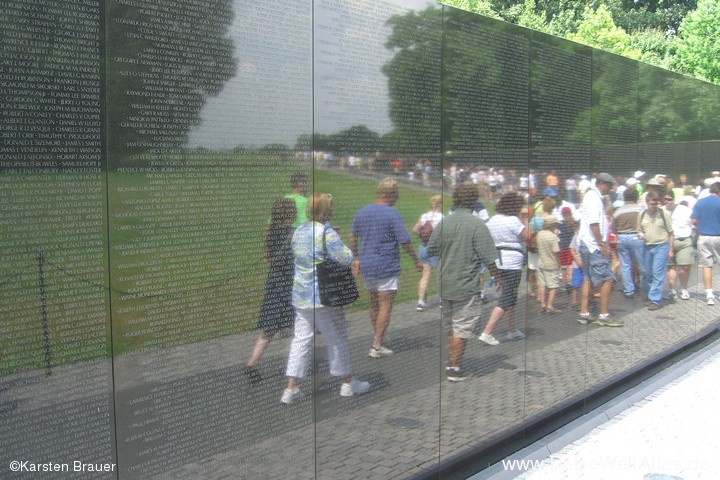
441,295,481,339
698,236,720,268
537,268,560,288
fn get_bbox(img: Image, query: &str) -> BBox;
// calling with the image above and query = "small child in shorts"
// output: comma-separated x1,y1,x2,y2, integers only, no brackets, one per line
536,215,561,313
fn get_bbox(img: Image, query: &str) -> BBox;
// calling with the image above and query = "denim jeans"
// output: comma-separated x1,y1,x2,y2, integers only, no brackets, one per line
642,242,670,304
617,233,645,296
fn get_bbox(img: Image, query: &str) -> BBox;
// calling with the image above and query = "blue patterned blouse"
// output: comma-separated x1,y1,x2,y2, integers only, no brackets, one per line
291,221,353,309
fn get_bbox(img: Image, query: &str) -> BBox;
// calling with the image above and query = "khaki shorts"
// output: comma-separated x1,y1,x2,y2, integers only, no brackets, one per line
670,237,693,266
441,295,481,339
698,236,720,268
537,267,560,288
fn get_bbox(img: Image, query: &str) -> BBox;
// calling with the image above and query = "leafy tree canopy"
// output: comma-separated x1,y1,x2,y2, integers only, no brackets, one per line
568,4,641,59
676,0,720,84
441,0,707,83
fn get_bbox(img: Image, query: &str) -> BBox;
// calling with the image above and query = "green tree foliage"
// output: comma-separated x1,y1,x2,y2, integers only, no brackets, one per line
442,0,501,18
298,127,385,156
605,0,696,34
568,4,641,59
327,126,383,155
381,8,443,154
440,8,531,157
516,0,552,32
628,28,679,70
676,0,720,85
441,0,705,82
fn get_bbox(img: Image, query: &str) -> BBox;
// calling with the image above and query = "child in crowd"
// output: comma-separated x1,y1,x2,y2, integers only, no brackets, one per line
536,214,561,313
558,207,575,290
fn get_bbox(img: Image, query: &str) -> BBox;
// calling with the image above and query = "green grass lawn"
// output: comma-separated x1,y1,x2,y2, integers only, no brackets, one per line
1,161,469,373
108,166,454,353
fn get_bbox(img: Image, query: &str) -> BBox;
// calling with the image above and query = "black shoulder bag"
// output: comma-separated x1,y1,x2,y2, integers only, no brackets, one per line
317,228,359,307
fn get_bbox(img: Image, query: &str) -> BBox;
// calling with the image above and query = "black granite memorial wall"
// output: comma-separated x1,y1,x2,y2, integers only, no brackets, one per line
1,0,719,478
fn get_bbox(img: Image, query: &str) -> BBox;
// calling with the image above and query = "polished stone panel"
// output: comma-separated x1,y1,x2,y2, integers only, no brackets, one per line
0,1,718,478
0,1,114,477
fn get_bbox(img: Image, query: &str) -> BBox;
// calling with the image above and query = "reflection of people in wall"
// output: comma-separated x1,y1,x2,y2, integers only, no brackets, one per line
612,187,644,299
638,190,674,311
285,172,309,227
245,199,297,383
663,191,693,301
527,192,556,299
577,173,621,327
349,178,422,358
479,193,527,346
412,194,443,312
545,169,559,191
281,193,370,404
690,181,720,306
426,184,500,381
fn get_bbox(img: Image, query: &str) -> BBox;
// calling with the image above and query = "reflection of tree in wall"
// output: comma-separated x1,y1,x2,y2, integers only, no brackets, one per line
381,8,443,155
441,9,529,156
106,0,236,167
299,127,382,157
590,54,638,148
639,68,684,145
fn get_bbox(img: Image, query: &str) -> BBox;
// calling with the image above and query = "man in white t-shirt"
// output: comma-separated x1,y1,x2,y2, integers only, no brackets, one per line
664,191,694,300
577,173,621,327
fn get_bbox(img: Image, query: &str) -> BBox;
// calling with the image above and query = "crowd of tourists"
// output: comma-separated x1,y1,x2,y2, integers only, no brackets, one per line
244,168,720,395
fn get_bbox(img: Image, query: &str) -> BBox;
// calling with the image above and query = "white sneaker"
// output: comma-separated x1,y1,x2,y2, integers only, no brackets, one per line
707,296,715,306
368,345,394,358
680,289,690,300
340,378,370,397
506,329,525,340
666,289,677,299
479,333,499,345
280,387,302,405
416,301,428,312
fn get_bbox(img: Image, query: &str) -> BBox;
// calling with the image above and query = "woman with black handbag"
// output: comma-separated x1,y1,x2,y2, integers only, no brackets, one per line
281,193,370,404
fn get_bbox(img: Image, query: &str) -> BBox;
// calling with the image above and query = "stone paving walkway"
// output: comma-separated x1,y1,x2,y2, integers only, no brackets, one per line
475,338,720,480
2,270,719,479
145,272,720,479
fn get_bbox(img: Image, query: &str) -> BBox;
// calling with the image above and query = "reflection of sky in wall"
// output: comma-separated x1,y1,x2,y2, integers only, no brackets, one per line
188,0,435,149
188,0,312,149
314,0,435,136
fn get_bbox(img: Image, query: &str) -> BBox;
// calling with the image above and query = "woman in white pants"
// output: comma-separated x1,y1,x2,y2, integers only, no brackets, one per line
282,193,370,404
